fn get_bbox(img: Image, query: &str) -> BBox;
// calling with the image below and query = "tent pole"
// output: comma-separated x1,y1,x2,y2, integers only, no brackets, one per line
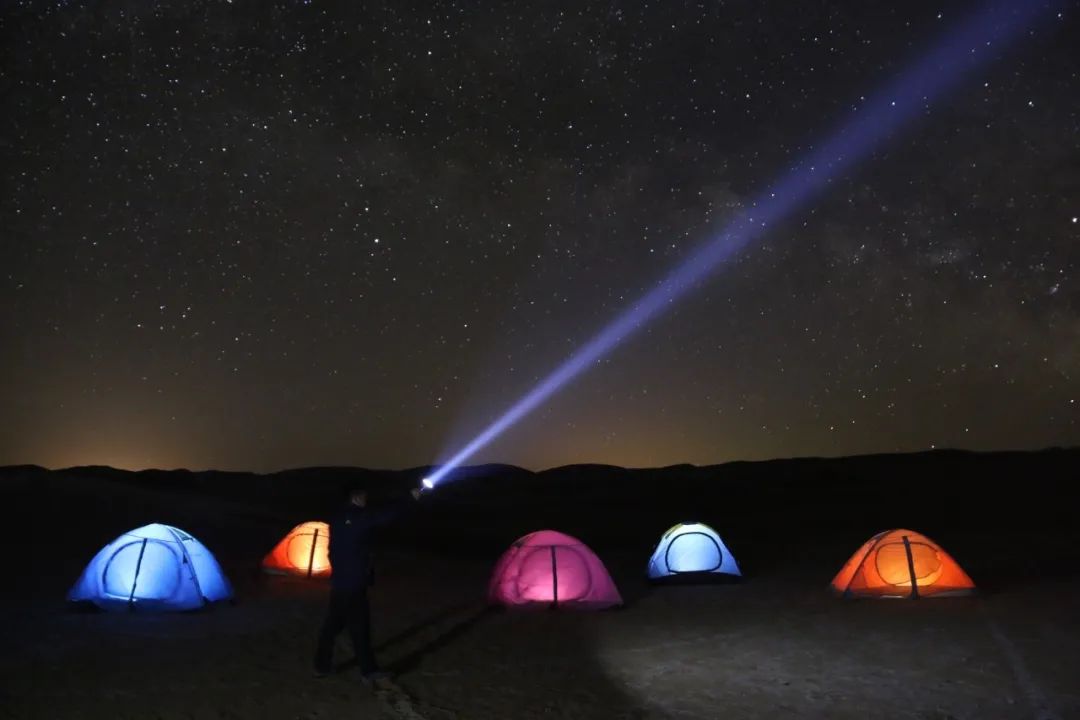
128,538,148,611
902,535,920,599
308,528,319,578
171,528,204,604
550,546,559,609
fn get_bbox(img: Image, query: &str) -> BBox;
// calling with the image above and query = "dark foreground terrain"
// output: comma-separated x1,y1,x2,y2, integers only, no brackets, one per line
2,448,1078,719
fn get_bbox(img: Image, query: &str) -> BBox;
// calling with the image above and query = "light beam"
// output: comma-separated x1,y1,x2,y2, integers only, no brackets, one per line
425,0,1061,487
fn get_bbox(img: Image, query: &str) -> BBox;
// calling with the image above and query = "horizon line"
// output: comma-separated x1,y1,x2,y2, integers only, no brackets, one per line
2,444,1076,476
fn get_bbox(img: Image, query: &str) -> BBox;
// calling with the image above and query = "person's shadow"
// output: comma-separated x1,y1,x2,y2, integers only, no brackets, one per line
383,604,496,674
334,602,492,673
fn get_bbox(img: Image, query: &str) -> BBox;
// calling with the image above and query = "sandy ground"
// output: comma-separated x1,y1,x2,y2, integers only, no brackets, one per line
3,472,1079,719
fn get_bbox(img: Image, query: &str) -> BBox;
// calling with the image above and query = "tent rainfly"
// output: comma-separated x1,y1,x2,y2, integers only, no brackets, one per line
69,523,233,611
488,530,622,609
647,521,742,580
831,528,975,599
262,521,332,578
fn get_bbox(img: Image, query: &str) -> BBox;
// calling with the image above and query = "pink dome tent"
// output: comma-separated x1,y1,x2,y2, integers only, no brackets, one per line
488,530,622,609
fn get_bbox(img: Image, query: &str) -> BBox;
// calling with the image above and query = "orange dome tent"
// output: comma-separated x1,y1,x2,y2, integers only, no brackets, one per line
831,529,975,599
262,522,331,578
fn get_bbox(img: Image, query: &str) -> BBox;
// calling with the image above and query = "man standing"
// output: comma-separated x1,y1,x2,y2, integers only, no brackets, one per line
314,485,422,682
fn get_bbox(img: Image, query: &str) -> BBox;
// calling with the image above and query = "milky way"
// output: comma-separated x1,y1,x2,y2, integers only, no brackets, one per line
1,1,1077,471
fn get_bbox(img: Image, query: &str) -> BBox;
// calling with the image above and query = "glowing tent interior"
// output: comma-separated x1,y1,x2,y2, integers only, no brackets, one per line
488,530,622,609
647,521,742,580
262,521,331,578
68,523,233,611
831,528,975,599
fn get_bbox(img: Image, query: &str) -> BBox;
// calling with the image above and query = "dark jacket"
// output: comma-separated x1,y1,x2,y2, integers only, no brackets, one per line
327,500,411,591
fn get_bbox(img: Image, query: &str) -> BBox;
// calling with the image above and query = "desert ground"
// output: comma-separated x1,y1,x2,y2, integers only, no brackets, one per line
2,450,1078,719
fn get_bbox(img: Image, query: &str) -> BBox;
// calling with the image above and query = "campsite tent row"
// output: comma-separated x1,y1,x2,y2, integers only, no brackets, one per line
67,521,975,611
482,525,975,609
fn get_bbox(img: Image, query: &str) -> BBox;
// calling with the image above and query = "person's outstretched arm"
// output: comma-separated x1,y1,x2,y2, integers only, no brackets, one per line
367,487,422,527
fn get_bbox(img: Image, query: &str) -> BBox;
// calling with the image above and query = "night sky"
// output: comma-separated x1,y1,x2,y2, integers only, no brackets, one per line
2,1,1077,473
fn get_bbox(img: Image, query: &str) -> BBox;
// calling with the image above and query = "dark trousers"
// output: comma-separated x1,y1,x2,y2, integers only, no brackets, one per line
314,587,377,674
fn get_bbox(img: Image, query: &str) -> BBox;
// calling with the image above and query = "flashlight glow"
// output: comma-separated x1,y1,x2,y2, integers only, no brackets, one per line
422,477,435,490
424,0,1060,488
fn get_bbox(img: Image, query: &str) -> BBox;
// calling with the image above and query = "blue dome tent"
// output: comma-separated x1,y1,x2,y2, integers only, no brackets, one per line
69,523,233,611
647,522,742,580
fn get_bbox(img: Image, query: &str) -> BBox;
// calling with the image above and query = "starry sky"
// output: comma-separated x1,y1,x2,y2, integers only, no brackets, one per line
1,1,1077,473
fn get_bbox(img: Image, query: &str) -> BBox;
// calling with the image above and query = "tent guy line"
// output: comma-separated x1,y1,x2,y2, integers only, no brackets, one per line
422,0,1062,487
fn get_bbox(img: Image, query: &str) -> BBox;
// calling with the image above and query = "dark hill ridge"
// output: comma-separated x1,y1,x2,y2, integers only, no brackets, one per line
2,447,1076,504
2,445,1073,485
3,447,1079,588
5,447,1076,530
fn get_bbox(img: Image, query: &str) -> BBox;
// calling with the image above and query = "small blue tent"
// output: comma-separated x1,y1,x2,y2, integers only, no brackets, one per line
69,523,233,611
647,522,742,580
